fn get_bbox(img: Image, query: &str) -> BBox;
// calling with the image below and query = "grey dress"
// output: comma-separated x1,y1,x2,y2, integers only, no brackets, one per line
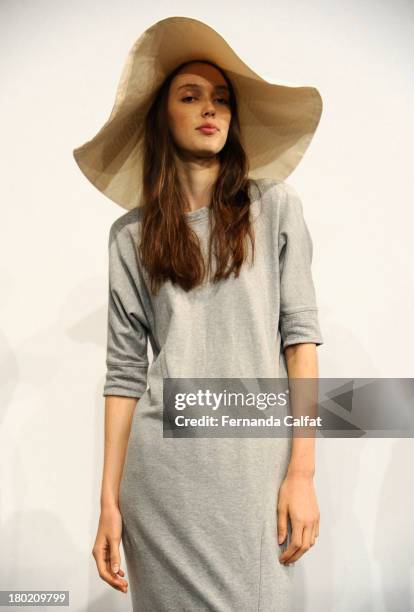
102,178,324,611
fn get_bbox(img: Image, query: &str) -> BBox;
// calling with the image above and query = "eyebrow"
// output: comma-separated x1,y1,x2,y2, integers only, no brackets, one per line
177,83,229,93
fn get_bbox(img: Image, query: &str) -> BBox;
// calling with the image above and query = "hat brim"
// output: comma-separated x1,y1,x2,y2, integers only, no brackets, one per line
73,15,323,210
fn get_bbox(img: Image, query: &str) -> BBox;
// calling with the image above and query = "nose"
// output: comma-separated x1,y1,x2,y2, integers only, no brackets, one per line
202,103,215,117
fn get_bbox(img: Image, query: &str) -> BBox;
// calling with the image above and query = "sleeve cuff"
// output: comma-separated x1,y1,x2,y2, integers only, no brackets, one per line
102,363,148,398
280,309,324,350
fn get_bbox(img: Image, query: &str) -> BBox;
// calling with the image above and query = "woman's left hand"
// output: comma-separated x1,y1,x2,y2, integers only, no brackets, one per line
276,471,320,565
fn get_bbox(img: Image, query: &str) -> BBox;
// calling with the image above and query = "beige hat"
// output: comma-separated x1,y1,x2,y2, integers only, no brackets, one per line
72,15,323,211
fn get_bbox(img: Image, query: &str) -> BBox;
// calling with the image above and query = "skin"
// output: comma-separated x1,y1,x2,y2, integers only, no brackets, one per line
92,62,320,594
92,396,135,593
166,61,232,212
277,343,320,565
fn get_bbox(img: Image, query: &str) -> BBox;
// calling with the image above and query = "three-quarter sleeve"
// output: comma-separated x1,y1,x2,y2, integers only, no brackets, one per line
103,222,150,398
278,183,324,350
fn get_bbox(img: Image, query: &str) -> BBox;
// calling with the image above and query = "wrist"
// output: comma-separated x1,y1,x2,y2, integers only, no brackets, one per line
286,465,315,478
100,496,119,510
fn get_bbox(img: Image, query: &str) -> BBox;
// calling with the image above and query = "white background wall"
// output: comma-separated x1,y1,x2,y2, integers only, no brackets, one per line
1,1,413,610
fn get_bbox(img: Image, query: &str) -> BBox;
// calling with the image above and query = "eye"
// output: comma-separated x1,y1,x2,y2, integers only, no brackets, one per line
181,96,229,104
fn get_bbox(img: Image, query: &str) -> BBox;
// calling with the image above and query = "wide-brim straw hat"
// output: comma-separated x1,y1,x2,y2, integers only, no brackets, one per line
73,15,323,211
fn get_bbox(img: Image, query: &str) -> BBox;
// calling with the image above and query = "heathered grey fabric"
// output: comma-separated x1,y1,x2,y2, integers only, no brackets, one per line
102,178,323,612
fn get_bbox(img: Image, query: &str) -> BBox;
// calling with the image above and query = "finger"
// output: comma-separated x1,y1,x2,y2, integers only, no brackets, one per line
276,502,288,545
279,521,303,564
105,537,122,577
310,522,316,547
97,556,127,591
105,550,128,592
108,536,121,575
94,544,128,592
285,524,313,564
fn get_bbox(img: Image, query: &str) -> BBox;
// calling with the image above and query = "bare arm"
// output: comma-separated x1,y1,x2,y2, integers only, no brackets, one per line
92,394,140,594
277,342,320,566
284,342,318,478
100,395,137,510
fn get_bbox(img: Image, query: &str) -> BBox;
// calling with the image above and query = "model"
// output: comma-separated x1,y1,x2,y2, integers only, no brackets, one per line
73,16,324,612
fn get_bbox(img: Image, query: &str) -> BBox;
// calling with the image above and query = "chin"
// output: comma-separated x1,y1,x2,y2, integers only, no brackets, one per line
199,149,221,159
184,144,218,157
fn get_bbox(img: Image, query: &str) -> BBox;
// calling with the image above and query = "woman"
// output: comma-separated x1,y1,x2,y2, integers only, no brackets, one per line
74,17,324,612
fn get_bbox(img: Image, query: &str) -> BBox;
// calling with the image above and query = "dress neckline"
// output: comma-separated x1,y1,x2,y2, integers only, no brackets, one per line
184,205,210,222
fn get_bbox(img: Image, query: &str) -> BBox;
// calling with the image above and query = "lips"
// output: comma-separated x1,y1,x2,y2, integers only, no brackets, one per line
197,126,218,134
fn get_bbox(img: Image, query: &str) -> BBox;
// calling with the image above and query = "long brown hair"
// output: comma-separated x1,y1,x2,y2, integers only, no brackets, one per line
139,59,258,295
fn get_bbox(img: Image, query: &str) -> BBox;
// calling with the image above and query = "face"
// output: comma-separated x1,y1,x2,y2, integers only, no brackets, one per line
167,62,232,160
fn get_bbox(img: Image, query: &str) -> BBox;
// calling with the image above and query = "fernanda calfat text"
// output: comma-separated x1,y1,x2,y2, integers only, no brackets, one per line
174,415,322,428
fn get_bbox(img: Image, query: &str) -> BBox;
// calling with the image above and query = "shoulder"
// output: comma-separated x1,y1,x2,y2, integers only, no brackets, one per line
250,177,304,222
108,206,144,248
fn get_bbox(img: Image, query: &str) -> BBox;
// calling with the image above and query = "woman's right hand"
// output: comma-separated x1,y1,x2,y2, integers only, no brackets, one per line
92,504,128,593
